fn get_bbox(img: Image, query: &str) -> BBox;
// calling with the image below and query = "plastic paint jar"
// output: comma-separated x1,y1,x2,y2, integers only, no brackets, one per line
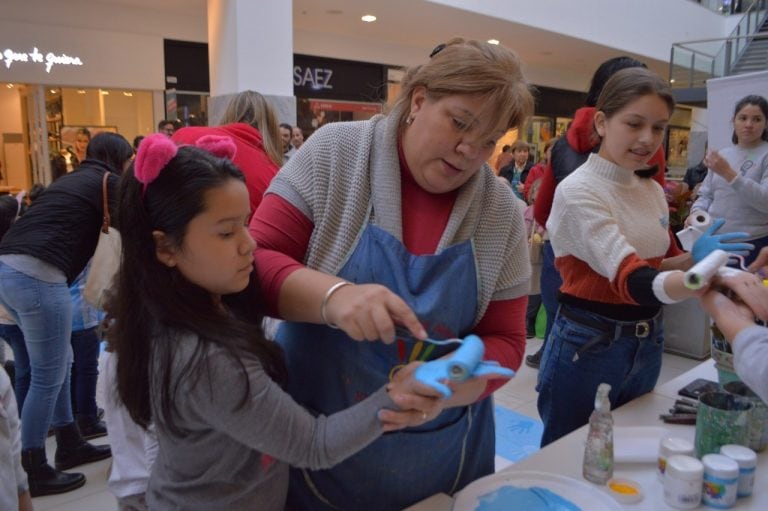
702,454,739,508
658,437,695,481
663,455,704,509
720,444,757,498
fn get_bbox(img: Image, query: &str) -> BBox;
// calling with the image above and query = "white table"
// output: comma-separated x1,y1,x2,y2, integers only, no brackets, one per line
406,360,768,510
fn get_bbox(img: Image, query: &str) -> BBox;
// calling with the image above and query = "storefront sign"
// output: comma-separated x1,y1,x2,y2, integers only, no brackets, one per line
1,46,84,73
293,54,386,102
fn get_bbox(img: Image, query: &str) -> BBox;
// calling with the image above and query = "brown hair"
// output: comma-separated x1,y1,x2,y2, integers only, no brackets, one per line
392,38,534,140
595,67,675,120
220,90,282,167
511,139,530,153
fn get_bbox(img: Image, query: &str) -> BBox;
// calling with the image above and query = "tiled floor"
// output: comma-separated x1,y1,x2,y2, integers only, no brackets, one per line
27,336,704,510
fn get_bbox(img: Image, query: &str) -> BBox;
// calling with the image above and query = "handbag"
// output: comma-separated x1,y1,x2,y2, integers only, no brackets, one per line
84,172,122,308
528,221,544,295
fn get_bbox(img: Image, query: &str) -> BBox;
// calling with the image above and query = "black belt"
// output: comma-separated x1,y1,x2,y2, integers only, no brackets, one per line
558,307,658,362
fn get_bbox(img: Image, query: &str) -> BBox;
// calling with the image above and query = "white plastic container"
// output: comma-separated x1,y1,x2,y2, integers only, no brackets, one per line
663,455,704,509
658,437,695,481
702,454,739,508
720,444,757,498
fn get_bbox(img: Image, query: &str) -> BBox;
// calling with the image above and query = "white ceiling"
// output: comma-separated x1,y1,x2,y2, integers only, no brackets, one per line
88,0,669,92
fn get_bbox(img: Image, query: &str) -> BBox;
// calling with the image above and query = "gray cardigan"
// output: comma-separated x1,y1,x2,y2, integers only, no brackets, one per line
267,108,531,323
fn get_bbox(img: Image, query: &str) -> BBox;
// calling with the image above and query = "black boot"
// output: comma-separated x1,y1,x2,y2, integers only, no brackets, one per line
77,414,108,440
21,447,85,497
54,422,112,470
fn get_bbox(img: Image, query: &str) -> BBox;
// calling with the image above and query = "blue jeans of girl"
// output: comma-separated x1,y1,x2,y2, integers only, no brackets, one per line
0,262,74,449
539,242,563,345
536,304,664,447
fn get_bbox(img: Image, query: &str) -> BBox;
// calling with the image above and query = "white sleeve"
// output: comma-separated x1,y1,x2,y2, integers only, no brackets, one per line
732,325,768,404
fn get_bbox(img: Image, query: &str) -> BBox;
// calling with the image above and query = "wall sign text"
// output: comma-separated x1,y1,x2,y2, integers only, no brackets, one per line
1,46,84,73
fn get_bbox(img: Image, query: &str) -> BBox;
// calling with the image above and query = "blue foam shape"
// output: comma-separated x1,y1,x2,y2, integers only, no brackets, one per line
493,405,543,463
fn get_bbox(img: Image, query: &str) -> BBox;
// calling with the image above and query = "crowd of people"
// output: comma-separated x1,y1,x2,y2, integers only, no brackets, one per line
1,36,767,511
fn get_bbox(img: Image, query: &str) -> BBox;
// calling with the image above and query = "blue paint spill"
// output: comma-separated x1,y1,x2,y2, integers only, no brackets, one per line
477,486,581,511
494,405,543,463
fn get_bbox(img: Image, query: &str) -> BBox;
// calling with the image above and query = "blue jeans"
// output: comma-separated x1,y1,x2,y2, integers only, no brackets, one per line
536,304,664,447
0,323,30,407
71,327,100,420
539,242,563,346
0,262,74,449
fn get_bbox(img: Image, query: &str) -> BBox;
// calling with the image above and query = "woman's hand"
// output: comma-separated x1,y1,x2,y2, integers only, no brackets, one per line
703,149,737,182
378,362,445,432
711,270,768,322
700,289,760,344
324,283,427,344
748,246,768,274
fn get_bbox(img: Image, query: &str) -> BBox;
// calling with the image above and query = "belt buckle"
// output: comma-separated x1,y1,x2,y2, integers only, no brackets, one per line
635,321,650,338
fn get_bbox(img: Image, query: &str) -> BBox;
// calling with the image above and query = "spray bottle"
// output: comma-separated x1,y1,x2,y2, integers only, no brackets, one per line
583,383,614,484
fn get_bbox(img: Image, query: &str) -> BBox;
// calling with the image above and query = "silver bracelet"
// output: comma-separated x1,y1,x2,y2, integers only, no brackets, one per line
320,281,352,328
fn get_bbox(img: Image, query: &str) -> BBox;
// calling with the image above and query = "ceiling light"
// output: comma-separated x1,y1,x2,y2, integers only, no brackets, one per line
487,39,500,45
100,90,109,95
77,89,86,94
361,14,377,22
6,84,13,89
123,91,133,97
49,89,57,94
670,78,676,83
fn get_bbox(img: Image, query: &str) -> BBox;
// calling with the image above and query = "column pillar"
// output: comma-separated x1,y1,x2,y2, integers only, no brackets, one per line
207,0,295,124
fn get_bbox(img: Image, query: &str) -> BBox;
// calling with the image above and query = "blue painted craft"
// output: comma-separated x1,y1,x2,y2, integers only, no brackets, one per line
414,334,515,397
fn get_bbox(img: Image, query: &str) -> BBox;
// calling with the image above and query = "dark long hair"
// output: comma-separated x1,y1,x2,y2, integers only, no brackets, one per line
585,56,647,107
85,132,133,174
108,145,286,432
731,94,768,144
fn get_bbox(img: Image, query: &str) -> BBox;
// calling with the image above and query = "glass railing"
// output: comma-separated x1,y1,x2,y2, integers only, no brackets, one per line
671,0,767,87
689,0,760,15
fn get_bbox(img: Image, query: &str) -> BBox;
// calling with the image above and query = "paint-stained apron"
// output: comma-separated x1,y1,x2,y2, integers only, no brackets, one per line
278,224,495,511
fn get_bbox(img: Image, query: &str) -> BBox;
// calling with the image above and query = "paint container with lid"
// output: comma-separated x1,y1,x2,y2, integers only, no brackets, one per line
663,455,704,509
702,454,739,508
720,444,757,497
658,436,695,481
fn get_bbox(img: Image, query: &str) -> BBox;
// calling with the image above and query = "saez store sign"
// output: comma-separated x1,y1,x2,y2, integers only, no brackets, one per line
1,46,84,73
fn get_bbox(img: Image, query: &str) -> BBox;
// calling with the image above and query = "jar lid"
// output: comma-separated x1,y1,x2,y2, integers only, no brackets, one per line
606,478,643,504
666,455,704,480
720,444,757,467
702,454,739,477
660,436,694,456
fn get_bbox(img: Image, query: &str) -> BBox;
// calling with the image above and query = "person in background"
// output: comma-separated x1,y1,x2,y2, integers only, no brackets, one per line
68,263,107,440
0,195,24,394
524,137,558,203
132,135,145,154
1,367,34,511
291,126,305,151
173,90,282,214
527,55,670,370
687,94,768,265
72,128,91,168
701,246,768,403
250,38,532,510
157,121,175,137
494,144,513,173
109,135,439,511
537,67,755,446
0,132,132,496
499,139,533,200
278,123,295,163
524,178,545,339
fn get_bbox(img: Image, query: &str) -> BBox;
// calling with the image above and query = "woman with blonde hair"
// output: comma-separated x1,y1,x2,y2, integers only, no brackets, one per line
250,38,533,510
173,90,281,213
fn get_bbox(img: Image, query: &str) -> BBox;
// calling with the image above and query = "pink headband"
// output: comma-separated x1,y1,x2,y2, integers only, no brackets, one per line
134,133,238,195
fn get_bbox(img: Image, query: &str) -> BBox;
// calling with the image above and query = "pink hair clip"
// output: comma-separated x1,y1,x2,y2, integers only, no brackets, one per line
194,134,237,160
134,133,178,195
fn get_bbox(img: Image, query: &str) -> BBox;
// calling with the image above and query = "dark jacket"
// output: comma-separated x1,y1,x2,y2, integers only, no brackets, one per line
0,160,119,284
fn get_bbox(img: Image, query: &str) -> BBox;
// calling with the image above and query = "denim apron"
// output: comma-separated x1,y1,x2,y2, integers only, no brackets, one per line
278,224,495,511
